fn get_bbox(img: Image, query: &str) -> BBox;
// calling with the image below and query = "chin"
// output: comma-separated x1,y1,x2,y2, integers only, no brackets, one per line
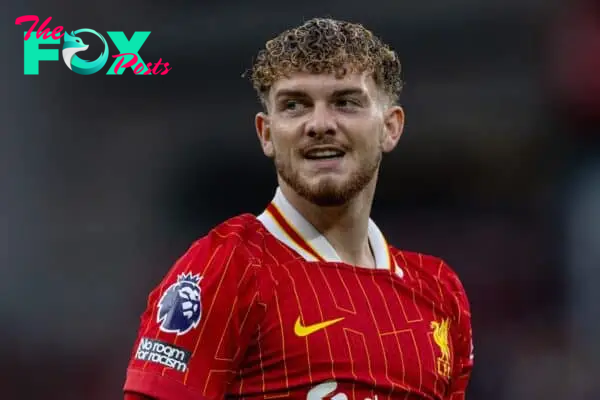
297,176,363,207
276,154,378,207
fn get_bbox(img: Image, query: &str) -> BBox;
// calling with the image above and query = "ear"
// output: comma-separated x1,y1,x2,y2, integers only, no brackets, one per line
381,105,405,153
255,112,274,158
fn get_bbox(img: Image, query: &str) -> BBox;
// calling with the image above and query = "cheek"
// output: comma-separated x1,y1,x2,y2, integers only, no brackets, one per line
270,136,297,162
270,124,300,153
352,124,384,151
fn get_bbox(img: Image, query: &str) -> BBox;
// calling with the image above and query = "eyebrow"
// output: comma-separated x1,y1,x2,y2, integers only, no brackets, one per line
274,87,368,100
330,88,368,98
274,90,309,100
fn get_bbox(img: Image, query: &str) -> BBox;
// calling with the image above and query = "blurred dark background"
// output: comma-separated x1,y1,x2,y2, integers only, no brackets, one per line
3,0,600,398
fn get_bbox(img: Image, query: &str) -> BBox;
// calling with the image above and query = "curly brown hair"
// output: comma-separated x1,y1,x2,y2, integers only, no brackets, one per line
247,18,403,107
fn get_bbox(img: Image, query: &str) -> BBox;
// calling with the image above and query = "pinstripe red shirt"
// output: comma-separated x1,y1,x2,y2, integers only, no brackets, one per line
124,188,473,399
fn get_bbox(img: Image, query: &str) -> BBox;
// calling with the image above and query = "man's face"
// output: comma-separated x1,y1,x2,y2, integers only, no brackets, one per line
255,70,404,206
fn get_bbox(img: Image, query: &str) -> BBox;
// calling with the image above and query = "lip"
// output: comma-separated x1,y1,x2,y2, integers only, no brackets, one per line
303,153,346,171
302,145,347,158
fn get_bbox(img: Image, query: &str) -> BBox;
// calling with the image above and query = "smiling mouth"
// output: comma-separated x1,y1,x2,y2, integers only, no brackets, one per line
303,148,346,160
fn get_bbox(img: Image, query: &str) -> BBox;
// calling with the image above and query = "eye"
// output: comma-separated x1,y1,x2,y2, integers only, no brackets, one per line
335,98,361,109
280,99,305,113
284,100,299,110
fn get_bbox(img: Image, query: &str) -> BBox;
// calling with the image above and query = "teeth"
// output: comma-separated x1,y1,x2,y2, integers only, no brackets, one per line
306,149,344,158
313,150,339,157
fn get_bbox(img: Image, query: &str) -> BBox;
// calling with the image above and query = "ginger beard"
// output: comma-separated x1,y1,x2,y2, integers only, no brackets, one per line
272,134,383,207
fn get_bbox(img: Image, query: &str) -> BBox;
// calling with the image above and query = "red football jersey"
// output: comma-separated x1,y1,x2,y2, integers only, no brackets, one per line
124,188,473,399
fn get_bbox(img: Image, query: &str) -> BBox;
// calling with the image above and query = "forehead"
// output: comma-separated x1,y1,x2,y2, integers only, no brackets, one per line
270,70,379,98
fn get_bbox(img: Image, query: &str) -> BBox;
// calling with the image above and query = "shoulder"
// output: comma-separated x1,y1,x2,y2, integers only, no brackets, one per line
148,214,270,318
390,247,471,315
208,213,265,245
391,249,465,290
184,213,266,267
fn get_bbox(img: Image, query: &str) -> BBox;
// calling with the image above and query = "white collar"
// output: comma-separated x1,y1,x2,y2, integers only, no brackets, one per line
257,187,402,275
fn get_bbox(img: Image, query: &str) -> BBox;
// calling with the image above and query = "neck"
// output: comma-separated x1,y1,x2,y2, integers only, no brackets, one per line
279,178,377,268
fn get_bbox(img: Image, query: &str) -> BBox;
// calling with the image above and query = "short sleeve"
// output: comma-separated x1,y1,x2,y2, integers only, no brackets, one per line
123,233,264,400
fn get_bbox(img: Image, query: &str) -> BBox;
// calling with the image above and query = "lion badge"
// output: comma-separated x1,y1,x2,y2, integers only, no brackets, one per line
157,273,203,335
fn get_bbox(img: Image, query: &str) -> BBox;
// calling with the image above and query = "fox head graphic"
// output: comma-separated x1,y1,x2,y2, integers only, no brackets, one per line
61,29,108,75
62,31,88,70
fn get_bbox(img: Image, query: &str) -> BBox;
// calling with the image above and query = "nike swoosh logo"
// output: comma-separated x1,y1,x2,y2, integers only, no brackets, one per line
294,316,344,337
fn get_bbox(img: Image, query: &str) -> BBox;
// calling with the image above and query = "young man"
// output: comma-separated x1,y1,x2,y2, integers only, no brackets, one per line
123,18,473,400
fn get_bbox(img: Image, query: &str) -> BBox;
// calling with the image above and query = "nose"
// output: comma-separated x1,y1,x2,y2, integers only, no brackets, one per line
305,102,336,138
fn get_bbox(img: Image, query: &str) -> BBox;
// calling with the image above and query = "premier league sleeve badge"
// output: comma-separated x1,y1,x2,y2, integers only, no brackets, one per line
157,273,203,335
